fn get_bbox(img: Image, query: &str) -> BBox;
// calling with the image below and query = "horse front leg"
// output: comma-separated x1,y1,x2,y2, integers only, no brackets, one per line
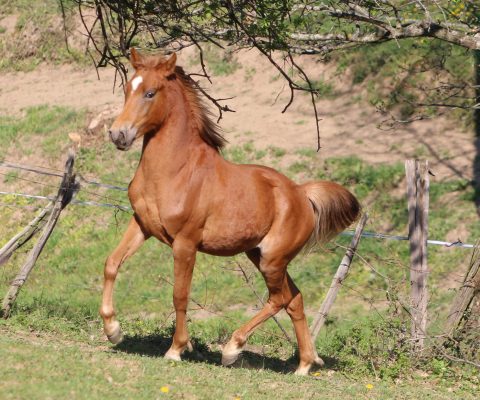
100,216,148,344
164,239,196,361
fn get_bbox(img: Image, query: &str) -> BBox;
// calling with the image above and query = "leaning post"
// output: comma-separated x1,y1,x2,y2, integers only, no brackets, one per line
1,150,78,318
310,213,368,342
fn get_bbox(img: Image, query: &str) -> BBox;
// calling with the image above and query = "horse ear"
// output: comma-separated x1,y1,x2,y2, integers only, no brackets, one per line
164,53,177,74
130,48,142,69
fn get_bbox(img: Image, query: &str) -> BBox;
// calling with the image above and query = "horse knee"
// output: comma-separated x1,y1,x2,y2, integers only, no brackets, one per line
267,292,287,314
104,256,120,280
173,294,188,311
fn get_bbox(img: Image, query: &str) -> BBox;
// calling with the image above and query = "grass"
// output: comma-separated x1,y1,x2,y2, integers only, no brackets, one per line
0,105,86,158
203,44,241,76
0,0,89,71
4,328,476,400
0,106,479,398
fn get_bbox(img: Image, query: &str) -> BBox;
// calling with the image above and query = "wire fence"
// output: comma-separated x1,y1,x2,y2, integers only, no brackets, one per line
0,159,476,249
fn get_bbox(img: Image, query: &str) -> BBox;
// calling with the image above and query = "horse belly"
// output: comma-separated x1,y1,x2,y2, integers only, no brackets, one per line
199,215,268,256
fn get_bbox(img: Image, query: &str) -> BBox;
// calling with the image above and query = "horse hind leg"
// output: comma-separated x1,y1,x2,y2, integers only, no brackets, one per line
284,273,324,375
221,250,288,366
100,216,147,344
222,249,323,375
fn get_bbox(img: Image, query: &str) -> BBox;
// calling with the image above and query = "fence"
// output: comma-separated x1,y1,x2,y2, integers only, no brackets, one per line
0,151,479,365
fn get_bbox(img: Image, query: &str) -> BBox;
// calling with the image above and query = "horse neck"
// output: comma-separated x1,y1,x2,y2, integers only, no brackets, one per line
139,84,218,178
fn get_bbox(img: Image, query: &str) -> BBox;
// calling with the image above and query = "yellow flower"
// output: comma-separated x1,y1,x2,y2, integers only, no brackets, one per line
311,372,321,377
234,397,241,400
160,386,170,393
366,383,374,390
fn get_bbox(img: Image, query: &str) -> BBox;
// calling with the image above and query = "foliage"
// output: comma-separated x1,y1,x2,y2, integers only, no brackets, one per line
335,38,475,125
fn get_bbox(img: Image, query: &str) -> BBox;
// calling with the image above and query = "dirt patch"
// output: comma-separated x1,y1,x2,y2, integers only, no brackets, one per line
0,14,18,34
0,65,124,115
0,47,476,181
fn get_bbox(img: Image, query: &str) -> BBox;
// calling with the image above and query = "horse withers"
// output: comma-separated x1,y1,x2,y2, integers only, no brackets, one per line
101,49,360,375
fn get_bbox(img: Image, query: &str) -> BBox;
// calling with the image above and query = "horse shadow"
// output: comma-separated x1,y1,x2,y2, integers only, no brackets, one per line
113,334,339,374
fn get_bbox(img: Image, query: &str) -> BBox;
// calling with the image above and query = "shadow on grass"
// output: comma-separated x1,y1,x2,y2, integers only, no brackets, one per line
113,334,340,375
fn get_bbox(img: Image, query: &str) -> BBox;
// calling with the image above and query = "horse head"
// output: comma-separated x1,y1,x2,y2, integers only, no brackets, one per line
109,48,177,151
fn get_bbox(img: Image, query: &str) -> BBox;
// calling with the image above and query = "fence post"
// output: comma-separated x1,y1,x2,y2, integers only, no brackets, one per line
405,159,430,350
310,213,368,342
444,242,480,337
1,150,78,318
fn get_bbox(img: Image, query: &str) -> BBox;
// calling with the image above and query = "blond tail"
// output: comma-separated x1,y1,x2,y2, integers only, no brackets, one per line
301,181,361,248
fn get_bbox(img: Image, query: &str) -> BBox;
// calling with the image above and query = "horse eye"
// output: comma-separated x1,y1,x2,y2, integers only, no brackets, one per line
145,90,156,99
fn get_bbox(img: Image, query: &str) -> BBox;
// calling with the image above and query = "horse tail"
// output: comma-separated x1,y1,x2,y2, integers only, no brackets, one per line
300,181,361,248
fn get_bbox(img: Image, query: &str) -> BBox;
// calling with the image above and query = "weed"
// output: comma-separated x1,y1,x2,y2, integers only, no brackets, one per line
268,146,286,158
0,0,89,71
295,147,317,158
244,66,256,81
2,171,19,184
203,45,240,76
0,105,86,157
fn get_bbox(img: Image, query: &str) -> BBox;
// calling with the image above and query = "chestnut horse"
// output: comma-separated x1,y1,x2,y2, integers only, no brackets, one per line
102,49,360,375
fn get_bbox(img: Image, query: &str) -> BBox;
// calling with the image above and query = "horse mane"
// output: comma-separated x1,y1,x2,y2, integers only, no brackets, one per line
173,66,227,151
132,53,227,151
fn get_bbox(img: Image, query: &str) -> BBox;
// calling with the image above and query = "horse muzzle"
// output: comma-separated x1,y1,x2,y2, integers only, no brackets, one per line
108,127,137,151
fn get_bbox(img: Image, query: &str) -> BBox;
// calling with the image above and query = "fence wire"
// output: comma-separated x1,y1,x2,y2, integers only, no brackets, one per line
0,160,476,249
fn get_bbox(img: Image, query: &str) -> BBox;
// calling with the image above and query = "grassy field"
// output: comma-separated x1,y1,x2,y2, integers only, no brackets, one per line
2,326,477,400
0,106,479,398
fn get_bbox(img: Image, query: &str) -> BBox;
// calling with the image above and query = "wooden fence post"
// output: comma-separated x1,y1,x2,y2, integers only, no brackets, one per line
405,159,430,350
1,150,78,318
444,242,480,337
310,213,368,342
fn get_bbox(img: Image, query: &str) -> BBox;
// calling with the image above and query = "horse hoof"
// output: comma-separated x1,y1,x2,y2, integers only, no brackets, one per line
221,346,242,366
314,355,325,367
106,321,124,345
164,348,182,362
294,365,311,376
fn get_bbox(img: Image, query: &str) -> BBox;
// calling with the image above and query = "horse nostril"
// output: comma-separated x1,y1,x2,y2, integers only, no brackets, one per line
119,130,126,145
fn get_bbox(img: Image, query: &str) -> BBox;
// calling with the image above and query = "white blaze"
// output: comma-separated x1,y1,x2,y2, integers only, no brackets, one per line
131,76,143,92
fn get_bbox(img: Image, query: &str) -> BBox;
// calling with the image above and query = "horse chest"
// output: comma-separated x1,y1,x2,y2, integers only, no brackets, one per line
129,184,194,243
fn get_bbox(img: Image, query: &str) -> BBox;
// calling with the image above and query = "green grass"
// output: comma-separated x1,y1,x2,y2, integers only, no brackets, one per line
334,38,475,126
203,44,240,76
0,0,89,71
4,328,477,400
0,106,479,398
0,105,86,158
300,78,335,98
